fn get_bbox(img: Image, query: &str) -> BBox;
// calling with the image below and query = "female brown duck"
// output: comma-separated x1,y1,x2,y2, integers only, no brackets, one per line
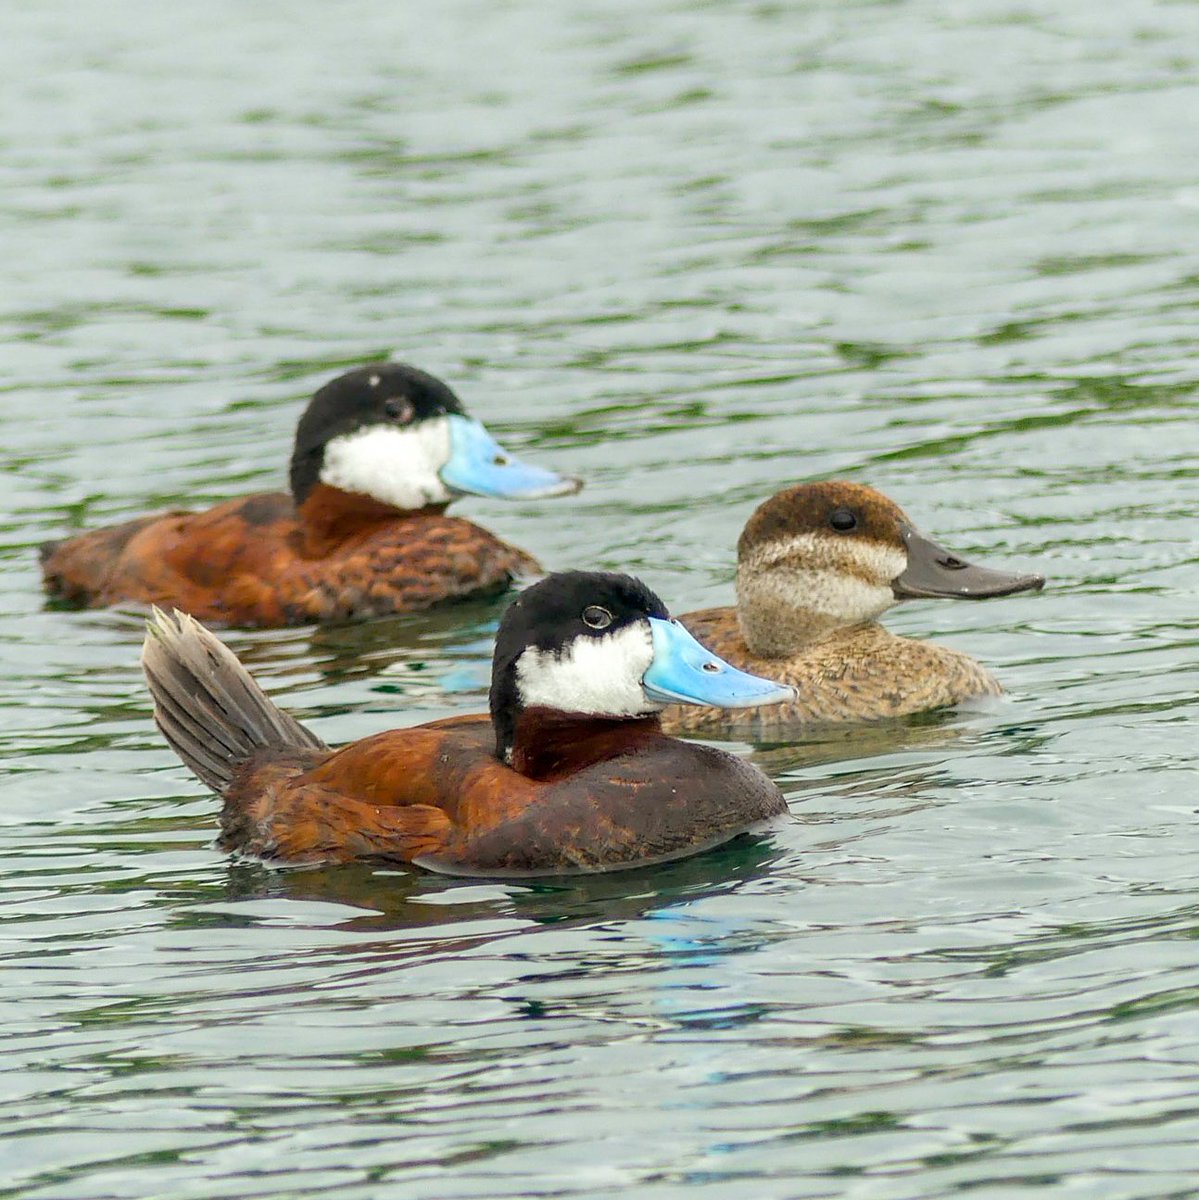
141,572,795,875
663,481,1044,736
42,363,580,626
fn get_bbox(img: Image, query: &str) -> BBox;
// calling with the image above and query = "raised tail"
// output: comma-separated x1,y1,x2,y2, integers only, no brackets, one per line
141,608,327,794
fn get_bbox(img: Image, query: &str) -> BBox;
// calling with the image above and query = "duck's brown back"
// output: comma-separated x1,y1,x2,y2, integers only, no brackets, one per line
41,493,537,626
663,606,1002,736
219,714,786,876
41,510,189,607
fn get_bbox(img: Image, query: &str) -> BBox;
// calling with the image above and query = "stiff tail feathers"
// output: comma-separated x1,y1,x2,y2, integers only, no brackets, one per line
141,608,327,794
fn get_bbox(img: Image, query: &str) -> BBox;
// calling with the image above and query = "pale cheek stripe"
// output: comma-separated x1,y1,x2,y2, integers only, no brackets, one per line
745,531,907,583
747,566,894,621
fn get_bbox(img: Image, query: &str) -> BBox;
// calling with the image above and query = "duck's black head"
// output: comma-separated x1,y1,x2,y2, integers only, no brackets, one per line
489,570,795,764
288,363,581,510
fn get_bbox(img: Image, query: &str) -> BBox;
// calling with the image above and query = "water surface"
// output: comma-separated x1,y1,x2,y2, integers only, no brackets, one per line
4,2,1199,1197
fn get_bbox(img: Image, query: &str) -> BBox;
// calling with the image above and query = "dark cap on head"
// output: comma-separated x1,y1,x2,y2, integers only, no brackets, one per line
489,571,669,757
289,363,466,502
737,481,909,559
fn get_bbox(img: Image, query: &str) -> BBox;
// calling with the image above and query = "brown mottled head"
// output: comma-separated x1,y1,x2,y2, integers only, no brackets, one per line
737,481,911,561
735,482,1044,656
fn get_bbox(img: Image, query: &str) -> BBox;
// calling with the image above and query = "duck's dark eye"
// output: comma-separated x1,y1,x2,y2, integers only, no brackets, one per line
383,397,414,423
582,605,613,630
829,508,858,532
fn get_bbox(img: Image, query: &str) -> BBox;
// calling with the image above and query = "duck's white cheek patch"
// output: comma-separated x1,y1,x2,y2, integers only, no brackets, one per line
515,624,657,717
320,419,452,510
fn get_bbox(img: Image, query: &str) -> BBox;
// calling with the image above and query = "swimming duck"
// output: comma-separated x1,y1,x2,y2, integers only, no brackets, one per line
41,363,580,627
661,481,1044,736
141,571,796,875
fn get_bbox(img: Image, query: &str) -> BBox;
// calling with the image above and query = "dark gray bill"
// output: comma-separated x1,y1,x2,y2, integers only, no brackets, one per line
892,525,1045,601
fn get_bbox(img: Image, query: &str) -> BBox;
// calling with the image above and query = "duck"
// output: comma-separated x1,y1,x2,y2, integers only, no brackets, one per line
661,481,1044,737
41,363,581,627
140,571,797,876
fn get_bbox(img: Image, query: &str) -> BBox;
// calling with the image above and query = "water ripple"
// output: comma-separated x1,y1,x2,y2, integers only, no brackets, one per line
4,0,1199,1196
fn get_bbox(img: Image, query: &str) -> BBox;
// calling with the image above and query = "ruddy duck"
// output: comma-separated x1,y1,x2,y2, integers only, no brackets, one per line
141,572,796,875
662,481,1044,736
41,363,580,627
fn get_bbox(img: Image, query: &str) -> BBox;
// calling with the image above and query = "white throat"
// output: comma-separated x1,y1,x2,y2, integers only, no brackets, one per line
514,623,659,719
319,419,453,510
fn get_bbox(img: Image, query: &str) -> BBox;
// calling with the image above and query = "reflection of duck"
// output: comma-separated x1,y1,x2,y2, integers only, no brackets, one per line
215,834,786,936
662,482,1044,737
141,572,794,877
41,363,580,627
744,708,971,776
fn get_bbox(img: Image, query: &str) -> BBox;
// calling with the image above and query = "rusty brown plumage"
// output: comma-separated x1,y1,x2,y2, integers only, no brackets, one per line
141,604,786,878
221,712,783,875
41,362,581,628
43,486,537,627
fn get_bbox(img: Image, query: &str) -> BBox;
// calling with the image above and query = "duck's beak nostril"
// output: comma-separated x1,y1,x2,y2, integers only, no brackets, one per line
701,661,722,674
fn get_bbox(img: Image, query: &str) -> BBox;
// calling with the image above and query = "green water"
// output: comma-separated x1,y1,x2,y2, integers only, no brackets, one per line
4,1,1199,1197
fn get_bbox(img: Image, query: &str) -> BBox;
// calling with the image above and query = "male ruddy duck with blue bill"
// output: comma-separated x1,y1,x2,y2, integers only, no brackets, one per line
141,572,795,876
662,482,1044,737
41,364,580,627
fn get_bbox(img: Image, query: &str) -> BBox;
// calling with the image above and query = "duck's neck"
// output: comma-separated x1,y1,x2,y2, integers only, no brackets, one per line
735,565,889,657
296,482,449,556
501,707,662,781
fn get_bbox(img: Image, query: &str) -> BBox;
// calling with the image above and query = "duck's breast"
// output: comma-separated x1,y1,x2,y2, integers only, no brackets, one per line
422,738,787,876
283,513,541,623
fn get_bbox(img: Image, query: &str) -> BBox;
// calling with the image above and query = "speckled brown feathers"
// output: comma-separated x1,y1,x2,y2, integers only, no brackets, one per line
43,486,538,627
661,608,1001,736
41,361,579,626
658,480,1041,736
